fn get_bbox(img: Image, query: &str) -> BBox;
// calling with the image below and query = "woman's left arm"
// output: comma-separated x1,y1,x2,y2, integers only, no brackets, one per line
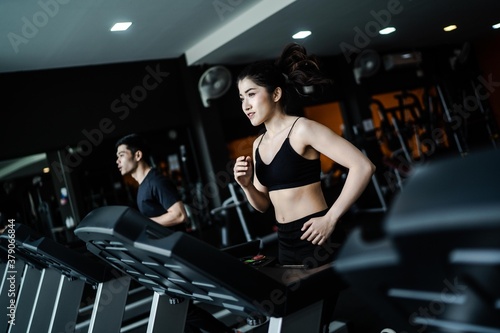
298,119,376,245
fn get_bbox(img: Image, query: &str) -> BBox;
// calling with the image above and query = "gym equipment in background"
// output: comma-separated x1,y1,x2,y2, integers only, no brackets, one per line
198,65,232,108
353,50,381,85
334,148,500,333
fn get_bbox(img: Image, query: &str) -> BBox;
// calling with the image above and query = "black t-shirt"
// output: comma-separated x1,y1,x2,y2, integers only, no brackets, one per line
136,168,181,218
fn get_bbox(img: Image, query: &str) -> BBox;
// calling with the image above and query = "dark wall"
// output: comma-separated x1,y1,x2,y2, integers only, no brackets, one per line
1,40,496,162
0,58,189,160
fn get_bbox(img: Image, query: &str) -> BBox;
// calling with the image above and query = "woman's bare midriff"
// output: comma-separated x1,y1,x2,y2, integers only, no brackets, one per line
270,182,328,223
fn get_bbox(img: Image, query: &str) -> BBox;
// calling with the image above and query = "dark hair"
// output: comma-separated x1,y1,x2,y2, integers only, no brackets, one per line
115,133,151,165
237,43,332,113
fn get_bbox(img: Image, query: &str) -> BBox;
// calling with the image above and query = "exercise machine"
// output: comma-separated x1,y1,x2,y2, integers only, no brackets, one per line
0,223,130,333
334,148,500,333
75,205,344,333
211,182,278,248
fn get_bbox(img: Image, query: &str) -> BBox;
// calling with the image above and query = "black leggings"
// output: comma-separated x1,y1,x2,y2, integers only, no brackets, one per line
277,209,342,268
277,210,344,331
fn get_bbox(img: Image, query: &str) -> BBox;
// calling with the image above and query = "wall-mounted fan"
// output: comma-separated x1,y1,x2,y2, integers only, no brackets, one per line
450,42,471,71
198,65,232,108
353,49,381,84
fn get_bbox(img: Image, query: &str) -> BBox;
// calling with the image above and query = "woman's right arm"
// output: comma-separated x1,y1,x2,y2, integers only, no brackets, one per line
233,154,271,213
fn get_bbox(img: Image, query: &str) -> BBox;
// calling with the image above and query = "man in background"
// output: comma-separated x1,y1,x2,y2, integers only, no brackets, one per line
115,133,233,333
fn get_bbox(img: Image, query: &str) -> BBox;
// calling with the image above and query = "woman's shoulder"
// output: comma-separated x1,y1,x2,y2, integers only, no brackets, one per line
292,116,322,134
292,117,339,144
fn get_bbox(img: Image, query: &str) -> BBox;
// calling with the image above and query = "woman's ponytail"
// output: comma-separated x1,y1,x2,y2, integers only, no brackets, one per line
275,43,332,92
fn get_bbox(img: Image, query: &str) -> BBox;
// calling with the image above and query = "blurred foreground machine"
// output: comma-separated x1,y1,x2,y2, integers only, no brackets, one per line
0,223,124,333
74,205,343,333
334,148,500,333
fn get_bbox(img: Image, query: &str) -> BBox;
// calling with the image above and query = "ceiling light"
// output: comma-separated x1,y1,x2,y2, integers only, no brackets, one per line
379,27,396,35
111,22,132,32
493,22,500,29
443,24,457,32
292,30,312,39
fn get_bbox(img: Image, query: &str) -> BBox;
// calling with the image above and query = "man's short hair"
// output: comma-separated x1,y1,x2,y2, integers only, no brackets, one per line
116,133,152,165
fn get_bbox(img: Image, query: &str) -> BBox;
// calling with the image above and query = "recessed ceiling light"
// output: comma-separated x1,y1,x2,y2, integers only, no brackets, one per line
111,22,132,32
443,24,457,32
379,27,396,35
292,30,312,39
493,22,500,29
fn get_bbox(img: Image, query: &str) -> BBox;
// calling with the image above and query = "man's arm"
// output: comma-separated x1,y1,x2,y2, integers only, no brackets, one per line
150,201,187,227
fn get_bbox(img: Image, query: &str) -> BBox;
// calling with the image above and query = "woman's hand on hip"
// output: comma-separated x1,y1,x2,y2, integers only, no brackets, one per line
300,216,335,246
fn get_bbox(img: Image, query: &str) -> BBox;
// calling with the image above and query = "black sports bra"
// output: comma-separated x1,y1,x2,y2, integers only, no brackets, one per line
255,117,321,191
